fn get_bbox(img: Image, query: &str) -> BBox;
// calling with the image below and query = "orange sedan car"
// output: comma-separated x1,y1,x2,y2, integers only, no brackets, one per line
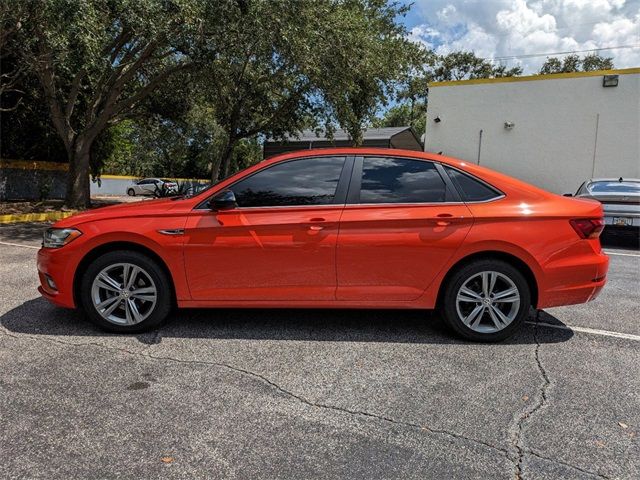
37,148,608,341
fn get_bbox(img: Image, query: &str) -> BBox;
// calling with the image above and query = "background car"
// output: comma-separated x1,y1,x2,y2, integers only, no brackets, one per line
126,178,178,196
569,178,640,243
38,148,609,342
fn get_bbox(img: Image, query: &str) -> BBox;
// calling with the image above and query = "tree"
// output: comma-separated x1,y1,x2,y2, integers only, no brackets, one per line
7,0,425,194
371,103,426,139
539,53,614,74
196,0,421,179
11,0,228,207
0,2,27,111
582,53,615,71
432,51,522,82
315,1,422,146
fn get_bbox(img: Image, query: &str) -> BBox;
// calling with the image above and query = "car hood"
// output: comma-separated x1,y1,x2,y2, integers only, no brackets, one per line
54,198,186,227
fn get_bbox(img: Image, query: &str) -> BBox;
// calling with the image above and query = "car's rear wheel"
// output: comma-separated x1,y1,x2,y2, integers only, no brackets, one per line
79,250,172,333
440,259,531,342
127,188,135,196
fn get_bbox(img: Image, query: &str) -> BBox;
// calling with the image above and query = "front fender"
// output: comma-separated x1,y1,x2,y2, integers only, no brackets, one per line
70,217,190,303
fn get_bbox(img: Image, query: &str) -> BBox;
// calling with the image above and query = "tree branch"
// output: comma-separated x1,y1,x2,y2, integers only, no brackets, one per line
112,62,191,116
242,92,303,138
65,69,85,124
33,48,73,150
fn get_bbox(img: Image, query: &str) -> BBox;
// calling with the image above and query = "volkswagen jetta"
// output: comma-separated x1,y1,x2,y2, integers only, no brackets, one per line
37,149,609,341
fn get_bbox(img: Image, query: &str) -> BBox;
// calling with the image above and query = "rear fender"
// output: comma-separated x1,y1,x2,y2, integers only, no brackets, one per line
416,240,543,308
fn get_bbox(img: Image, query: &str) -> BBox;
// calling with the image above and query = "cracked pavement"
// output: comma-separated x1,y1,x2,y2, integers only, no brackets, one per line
1,224,638,479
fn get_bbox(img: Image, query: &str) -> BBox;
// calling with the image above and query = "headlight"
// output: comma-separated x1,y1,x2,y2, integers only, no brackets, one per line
42,228,82,248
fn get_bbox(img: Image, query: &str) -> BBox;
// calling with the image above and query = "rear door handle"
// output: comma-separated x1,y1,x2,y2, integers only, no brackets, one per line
308,217,326,233
436,213,454,226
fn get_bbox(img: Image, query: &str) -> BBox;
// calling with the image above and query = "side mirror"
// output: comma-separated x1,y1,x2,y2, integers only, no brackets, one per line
208,190,237,211
563,193,573,197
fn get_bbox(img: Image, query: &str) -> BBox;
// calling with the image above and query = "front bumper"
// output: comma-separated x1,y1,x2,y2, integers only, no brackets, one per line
37,247,77,308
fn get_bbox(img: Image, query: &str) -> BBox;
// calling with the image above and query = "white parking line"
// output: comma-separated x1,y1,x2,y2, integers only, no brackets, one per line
527,321,640,341
0,241,40,250
604,251,640,257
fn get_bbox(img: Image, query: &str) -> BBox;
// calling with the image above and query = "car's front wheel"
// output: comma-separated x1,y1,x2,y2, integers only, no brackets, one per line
440,259,531,342
80,250,172,333
127,188,135,196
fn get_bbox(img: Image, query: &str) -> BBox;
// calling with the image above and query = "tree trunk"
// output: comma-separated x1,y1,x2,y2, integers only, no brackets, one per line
350,125,364,147
216,138,237,182
210,154,224,183
65,143,91,209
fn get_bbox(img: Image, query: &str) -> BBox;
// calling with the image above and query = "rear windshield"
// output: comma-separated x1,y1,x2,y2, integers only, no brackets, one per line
587,181,640,193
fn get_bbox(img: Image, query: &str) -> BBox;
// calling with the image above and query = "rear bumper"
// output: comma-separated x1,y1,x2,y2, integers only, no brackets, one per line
537,248,609,308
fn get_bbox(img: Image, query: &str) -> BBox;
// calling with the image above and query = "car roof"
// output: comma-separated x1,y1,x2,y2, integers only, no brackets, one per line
263,147,465,167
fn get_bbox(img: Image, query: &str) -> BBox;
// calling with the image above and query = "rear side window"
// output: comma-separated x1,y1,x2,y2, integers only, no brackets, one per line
444,167,501,202
358,157,446,204
231,156,345,207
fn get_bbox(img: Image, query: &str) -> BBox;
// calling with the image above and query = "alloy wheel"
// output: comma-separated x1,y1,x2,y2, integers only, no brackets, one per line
455,271,521,333
90,263,157,325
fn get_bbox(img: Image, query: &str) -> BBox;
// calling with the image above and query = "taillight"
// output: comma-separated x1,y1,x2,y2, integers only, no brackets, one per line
570,218,605,239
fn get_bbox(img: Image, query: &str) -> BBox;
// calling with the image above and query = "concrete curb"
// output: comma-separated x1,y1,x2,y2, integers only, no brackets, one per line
0,211,76,224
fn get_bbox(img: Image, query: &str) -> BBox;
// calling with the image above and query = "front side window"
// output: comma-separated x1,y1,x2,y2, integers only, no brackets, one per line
231,156,345,207
444,166,502,202
358,157,447,204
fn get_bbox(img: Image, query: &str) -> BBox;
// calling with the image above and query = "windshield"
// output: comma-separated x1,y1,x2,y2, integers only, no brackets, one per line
587,181,640,194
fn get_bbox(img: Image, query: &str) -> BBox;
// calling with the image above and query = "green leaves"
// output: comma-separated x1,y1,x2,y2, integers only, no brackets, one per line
539,53,614,75
4,0,426,202
431,51,523,82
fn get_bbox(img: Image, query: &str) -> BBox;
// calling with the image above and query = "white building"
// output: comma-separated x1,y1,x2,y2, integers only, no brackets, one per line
425,68,640,194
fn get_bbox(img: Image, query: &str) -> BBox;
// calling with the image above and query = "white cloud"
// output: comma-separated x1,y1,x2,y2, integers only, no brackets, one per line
409,0,640,73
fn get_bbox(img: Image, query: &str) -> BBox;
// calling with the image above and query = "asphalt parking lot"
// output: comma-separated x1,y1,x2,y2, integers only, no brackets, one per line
1,223,638,479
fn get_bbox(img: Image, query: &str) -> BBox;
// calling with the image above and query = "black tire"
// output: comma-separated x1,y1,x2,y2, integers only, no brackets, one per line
440,259,531,342
127,188,135,196
79,250,172,333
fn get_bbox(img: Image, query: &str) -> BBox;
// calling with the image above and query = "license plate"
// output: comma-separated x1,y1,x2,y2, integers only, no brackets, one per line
612,217,633,227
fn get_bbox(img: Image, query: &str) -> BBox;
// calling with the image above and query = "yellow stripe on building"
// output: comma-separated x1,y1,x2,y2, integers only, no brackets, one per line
428,67,640,87
0,211,76,224
0,159,69,171
99,174,209,182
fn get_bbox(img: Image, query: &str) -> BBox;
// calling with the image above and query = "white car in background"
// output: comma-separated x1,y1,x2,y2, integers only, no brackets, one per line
126,178,178,196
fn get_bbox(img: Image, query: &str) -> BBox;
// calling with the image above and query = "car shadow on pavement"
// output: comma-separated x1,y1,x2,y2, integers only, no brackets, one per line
1,298,573,346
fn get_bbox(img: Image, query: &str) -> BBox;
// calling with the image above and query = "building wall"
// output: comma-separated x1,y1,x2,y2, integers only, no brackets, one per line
0,160,67,201
425,69,640,194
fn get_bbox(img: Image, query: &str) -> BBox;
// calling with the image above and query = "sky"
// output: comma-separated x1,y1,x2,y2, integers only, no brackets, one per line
402,0,640,74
